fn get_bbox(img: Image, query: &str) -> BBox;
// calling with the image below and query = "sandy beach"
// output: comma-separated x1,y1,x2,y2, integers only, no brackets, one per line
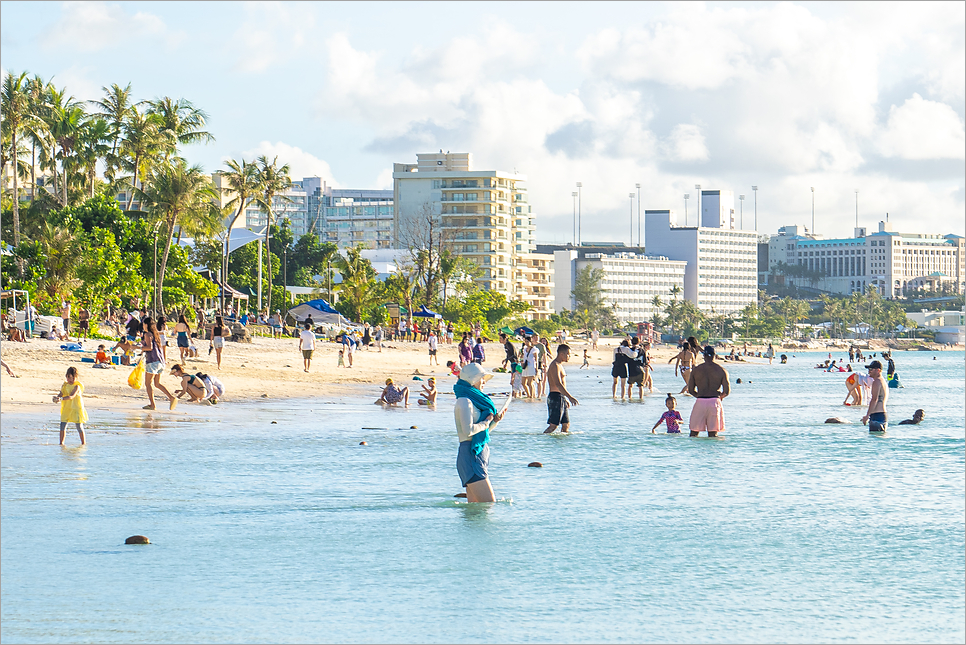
0,335,695,414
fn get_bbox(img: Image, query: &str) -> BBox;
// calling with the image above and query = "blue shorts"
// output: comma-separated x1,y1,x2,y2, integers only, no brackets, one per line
457,441,489,487
869,412,888,433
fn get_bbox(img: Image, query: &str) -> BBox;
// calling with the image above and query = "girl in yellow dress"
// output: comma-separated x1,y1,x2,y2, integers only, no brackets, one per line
53,366,87,445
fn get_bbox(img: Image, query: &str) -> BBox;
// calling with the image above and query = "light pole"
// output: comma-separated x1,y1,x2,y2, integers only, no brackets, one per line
694,184,702,226
635,183,641,246
152,220,163,318
571,191,578,246
283,246,288,306
739,194,745,229
576,182,582,246
854,189,859,229
752,185,758,231
810,186,815,234
683,193,690,225
629,192,635,246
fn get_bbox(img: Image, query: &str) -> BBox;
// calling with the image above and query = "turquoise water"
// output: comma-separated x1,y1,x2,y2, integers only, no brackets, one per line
2,350,964,643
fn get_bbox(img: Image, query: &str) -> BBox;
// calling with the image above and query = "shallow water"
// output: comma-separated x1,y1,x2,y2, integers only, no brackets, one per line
2,350,964,643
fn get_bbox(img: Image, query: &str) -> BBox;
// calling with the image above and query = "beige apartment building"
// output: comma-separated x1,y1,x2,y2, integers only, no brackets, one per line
513,252,555,320
392,152,537,306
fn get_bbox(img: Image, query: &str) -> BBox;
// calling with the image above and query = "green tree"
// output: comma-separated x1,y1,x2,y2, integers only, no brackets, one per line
218,157,260,307
91,82,137,185
333,245,380,322
252,155,292,313
147,96,214,161
75,227,149,316
119,106,164,210
2,70,48,245
572,264,609,327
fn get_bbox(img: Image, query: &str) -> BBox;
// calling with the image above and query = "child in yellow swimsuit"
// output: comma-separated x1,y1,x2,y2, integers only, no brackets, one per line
54,366,87,445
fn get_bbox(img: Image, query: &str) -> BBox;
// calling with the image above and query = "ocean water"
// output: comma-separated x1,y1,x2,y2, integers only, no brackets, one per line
2,350,964,643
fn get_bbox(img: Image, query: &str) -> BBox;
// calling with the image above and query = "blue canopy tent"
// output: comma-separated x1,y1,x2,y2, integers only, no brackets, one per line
515,325,536,338
287,298,355,328
412,305,442,319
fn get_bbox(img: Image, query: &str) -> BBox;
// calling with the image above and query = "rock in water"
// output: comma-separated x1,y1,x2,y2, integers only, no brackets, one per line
125,535,150,545
359,441,368,446
271,421,278,425
454,493,467,498
528,462,543,468
410,425,418,429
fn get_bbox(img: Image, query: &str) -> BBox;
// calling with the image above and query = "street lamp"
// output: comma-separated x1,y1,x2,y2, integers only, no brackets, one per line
629,192,636,245
810,187,815,234
694,184,702,226
683,193,690,225
752,185,758,231
635,183,641,247
739,194,745,229
576,182,582,246
571,191,578,246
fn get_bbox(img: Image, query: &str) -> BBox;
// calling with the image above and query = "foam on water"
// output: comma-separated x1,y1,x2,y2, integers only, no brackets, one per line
2,350,964,643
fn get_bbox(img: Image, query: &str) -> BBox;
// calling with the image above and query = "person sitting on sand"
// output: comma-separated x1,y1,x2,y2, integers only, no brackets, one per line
898,409,925,425
418,377,438,406
651,394,683,434
446,360,461,377
376,377,409,407
94,345,112,369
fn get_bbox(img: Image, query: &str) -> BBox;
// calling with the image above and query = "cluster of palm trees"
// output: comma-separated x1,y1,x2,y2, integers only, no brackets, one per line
817,289,909,339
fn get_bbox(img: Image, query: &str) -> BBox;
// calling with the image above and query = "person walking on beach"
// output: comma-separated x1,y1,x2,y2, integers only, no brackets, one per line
500,333,517,374
299,321,316,372
428,329,439,366
210,316,226,370
472,336,485,364
53,366,87,445
687,346,730,437
174,314,191,364
591,328,599,350
60,300,72,340
861,360,889,433
77,306,90,341
454,362,507,503
545,344,578,434
374,324,383,352
141,317,177,411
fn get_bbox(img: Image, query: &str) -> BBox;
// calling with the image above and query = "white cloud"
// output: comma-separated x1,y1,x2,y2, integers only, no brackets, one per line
228,2,318,74
238,141,340,187
662,124,709,163
878,93,966,160
44,1,184,53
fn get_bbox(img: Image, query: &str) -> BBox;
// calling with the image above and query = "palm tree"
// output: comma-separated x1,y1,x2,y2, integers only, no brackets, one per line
218,158,260,309
252,155,291,313
91,82,137,184
120,106,164,210
137,158,216,311
147,97,214,160
44,88,86,207
25,74,54,203
1,70,47,245
36,221,83,300
334,245,380,322
75,117,110,198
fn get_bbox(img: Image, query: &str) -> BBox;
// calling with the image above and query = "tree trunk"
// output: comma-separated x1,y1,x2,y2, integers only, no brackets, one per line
264,203,274,313
126,154,139,210
61,153,68,207
30,142,36,202
12,130,20,246
156,214,177,313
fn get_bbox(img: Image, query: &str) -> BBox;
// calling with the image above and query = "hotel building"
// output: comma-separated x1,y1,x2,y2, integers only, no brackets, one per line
321,188,394,249
392,152,536,298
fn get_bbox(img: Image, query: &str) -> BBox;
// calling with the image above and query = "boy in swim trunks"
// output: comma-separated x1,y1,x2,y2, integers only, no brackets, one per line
544,344,578,434
686,346,730,437
861,360,889,433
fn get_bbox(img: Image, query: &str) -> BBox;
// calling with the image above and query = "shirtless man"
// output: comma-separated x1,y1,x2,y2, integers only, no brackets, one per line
861,360,889,433
544,344,578,434
687,346,730,437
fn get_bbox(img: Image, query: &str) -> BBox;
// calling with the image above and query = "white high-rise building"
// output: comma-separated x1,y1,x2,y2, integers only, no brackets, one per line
644,208,758,314
392,152,535,298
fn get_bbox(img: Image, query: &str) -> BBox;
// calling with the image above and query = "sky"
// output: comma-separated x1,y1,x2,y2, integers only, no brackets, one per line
2,1,964,244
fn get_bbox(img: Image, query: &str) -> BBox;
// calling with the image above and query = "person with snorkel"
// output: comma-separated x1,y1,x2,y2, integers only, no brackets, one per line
454,362,509,503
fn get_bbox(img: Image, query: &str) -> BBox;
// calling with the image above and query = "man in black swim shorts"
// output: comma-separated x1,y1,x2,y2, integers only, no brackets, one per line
544,344,578,433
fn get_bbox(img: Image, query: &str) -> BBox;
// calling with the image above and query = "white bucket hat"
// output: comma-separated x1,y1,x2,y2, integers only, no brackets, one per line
458,362,493,385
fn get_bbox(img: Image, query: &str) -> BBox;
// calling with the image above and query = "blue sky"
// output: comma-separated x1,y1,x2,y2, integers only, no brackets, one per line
2,1,964,243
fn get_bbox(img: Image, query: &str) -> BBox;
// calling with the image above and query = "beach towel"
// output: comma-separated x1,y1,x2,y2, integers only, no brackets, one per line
60,343,84,352
453,380,497,455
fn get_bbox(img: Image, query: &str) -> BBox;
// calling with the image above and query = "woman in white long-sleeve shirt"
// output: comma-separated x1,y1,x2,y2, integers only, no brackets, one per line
454,362,507,502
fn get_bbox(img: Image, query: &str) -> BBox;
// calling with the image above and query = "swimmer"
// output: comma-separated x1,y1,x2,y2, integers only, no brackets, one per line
898,409,925,425
418,377,438,406
650,394,683,434
376,377,409,407
824,417,847,424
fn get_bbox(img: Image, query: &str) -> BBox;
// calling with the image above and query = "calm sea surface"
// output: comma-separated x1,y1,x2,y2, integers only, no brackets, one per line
2,350,964,643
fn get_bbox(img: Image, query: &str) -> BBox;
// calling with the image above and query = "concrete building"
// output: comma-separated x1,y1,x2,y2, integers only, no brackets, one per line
322,188,394,249
392,152,535,298
644,209,758,315
780,221,965,297
512,251,555,320
243,181,311,237
547,245,686,323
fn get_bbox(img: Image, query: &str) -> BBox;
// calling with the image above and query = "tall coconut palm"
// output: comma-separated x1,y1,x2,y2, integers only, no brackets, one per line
147,97,214,161
91,82,136,184
218,158,260,310
137,158,216,311
75,117,110,198
2,70,47,246
252,155,291,313
120,106,163,210
25,75,54,203
334,245,380,322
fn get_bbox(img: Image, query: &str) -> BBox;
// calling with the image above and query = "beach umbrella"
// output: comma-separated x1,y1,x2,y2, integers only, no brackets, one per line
500,326,515,335
287,299,352,326
412,305,442,319
514,325,536,337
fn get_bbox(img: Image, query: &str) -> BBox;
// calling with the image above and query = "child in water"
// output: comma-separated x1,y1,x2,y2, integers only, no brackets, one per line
53,366,87,445
511,363,524,398
418,377,437,406
579,349,590,369
651,394,683,434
